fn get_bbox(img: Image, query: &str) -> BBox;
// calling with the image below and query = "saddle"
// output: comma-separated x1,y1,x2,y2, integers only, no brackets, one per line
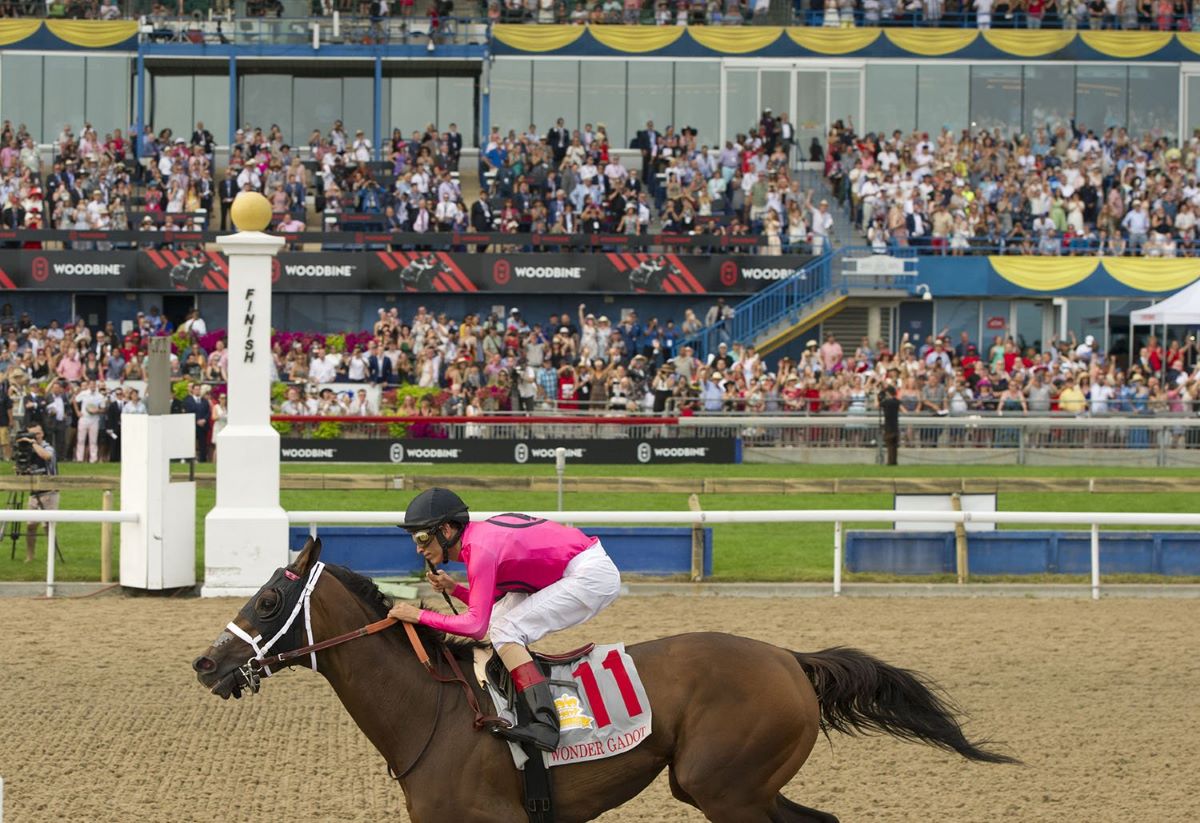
482,643,596,697
479,644,593,823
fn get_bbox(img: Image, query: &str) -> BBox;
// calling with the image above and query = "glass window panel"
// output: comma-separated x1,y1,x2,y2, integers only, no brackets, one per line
917,65,968,137
1107,298,1152,365
241,74,292,146
488,59,532,139
43,57,86,147
627,62,672,138
760,70,790,128
1014,301,1048,353
292,77,342,149
284,294,324,332
674,61,719,150
2,55,44,143
725,69,758,142
532,60,578,138
969,66,1021,137
935,299,981,353
980,300,1011,356
794,71,827,158
580,61,627,148
865,64,916,136
150,74,192,138
84,58,130,142
342,76,375,143
1022,65,1074,137
1075,67,1126,135
193,75,230,145
197,294,228,328
829,70,861,129
1187,75,1200,135
1128,66,1178,142
438,76,476,148
323,294,361,331
1067,298,1107,353
390,76,437,138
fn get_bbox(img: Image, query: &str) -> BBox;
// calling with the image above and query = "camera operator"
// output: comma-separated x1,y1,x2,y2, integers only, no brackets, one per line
15,423,57,562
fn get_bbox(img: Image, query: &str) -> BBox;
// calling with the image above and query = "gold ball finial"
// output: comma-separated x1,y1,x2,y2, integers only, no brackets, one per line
230,191,273,232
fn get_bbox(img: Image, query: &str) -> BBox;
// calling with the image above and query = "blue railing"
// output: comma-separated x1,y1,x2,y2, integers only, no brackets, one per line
686,251,833,361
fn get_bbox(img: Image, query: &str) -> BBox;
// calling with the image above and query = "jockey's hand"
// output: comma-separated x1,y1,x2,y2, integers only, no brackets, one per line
427,569,456,593
388,603,422,624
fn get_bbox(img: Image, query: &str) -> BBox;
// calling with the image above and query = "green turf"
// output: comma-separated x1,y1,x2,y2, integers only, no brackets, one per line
4,459,1198,584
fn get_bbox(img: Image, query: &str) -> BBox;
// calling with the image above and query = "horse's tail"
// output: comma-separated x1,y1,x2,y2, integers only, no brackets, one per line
794,647,1019,765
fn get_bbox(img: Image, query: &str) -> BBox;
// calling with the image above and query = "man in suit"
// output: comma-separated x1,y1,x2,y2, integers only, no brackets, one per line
285,174,306,218
191,121,215,164
635,120,660,186
470,194,493,253
547,118,570,168
445,123,463,172
218,169,238,231
182,381,212,462
906,200,929,250
367,342,392,385
1,195,25,242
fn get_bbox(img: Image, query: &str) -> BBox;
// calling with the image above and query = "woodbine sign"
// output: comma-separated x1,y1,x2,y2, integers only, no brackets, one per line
278,438,741,464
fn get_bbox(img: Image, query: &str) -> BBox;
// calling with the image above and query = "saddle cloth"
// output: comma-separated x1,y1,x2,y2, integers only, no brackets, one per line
476,643,653,770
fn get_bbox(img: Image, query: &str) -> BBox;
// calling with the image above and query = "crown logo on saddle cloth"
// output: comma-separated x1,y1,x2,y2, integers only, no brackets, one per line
475,643,653,769
553,694,594,731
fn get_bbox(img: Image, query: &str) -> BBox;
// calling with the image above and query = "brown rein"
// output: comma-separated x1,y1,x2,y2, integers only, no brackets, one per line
253,616,504,732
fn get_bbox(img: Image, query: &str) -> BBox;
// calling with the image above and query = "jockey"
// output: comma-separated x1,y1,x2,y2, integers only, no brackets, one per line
387,487,622,752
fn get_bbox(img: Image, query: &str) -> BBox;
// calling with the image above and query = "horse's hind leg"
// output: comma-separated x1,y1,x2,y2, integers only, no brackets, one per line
772,795,840,823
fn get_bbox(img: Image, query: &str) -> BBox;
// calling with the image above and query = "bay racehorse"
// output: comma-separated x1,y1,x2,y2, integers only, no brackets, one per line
192,538,1016,822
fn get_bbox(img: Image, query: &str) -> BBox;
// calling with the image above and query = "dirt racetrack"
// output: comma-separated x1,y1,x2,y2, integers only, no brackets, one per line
0,593,1195,822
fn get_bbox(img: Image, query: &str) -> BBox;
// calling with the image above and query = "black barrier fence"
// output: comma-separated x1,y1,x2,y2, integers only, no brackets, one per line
279,438,741,464
0,250,810,294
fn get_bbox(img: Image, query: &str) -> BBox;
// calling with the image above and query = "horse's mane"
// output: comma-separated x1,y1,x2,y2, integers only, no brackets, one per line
322,563,487,657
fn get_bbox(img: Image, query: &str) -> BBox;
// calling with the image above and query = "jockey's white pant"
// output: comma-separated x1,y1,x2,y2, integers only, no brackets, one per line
489,542,621,649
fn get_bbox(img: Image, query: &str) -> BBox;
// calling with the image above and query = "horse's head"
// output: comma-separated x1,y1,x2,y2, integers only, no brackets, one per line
192,536,325,699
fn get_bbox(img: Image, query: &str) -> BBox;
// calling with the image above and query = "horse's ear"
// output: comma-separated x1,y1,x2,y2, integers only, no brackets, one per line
293,536,323,572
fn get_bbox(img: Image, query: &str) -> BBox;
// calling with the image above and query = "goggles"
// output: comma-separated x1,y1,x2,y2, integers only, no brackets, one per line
411,529,434,547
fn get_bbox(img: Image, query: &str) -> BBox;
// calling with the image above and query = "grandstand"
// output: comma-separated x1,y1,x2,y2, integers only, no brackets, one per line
0,13,1194,470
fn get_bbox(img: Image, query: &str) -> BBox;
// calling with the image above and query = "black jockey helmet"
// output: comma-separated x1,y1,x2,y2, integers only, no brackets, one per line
403,487,470,532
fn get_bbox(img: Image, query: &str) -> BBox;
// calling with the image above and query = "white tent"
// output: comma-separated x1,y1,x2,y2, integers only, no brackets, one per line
1130,278,1200,326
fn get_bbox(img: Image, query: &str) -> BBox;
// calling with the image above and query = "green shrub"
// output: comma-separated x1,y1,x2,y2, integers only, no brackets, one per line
312,421,343,439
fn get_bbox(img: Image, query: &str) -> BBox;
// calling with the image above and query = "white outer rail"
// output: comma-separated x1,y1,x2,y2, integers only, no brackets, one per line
0,509,140,598
286,509,1200,601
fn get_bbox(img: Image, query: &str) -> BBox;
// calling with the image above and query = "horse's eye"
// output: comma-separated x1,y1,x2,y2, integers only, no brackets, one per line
255,591,281,618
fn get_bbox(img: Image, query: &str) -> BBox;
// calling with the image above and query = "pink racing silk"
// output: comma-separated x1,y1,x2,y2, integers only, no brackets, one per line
418,514,598,639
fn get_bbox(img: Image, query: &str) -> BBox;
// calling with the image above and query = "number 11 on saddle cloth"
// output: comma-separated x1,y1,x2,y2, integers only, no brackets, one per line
483,644,653,770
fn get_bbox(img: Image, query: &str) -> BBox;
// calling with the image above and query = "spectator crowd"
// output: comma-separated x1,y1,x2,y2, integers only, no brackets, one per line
265,301,1200,425
826,116,1200,257
0,296,1197,475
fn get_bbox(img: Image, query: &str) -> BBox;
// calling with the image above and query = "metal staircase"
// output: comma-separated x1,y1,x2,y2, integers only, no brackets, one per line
685,247,916,359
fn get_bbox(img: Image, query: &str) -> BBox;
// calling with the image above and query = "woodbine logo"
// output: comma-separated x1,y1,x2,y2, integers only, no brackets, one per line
738,267,796,280
51,263,124,276
637,442,710,463
513,266,585,279
389,444,464,462
282,264,355,277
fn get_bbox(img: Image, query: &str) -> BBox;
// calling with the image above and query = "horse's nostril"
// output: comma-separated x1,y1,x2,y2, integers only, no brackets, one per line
192,655,216,673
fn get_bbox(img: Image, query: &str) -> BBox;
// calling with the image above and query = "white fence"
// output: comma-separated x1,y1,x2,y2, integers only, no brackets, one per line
287,509,1200,601
0,509,140,598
